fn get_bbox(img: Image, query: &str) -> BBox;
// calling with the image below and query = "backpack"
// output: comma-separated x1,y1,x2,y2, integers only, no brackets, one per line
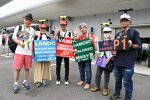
8,26,22,53
129,29,142,59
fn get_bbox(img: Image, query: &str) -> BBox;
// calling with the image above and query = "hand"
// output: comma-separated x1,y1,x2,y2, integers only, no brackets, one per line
128,40,133,47
55,28,60,35
72,29,78,36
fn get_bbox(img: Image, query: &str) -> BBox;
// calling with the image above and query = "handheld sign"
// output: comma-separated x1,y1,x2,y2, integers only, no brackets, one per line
56,38,74,58
34,40,56,62
56,42,74,58
113,37,129,50
73,38,95,62
98,40,113,51
95,57,108,68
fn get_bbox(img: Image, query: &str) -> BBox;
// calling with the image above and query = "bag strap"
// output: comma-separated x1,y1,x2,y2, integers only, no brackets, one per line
58,31,67,42
103,51,107,58
18,25,22,31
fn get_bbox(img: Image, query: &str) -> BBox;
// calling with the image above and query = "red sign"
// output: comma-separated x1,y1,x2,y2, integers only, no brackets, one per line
56,42,74,58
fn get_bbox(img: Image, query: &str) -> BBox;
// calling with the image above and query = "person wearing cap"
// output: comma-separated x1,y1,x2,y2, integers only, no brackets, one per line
55,20,74,85
33,24,51,88
110,14,141,100
12,13,35,93
90,27,113,96
76,23,97,90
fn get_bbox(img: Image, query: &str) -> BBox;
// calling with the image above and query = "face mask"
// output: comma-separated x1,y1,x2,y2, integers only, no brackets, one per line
104,33,110,39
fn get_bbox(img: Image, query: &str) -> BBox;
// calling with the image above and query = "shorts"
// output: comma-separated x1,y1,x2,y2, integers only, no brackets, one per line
13,54,32,69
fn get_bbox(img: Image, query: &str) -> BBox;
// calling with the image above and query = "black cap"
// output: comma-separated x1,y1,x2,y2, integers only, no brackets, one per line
23,13,33,21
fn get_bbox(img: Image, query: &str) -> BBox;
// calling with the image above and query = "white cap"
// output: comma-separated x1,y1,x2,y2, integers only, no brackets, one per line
120,13,131,21
103,27,112,32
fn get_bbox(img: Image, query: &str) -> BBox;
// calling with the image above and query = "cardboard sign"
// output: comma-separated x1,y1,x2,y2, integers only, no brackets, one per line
95,57,108,68
113,37,129,50
56,42,74,58
34,40,56,62
98,40,113,51
98,38,129,51
58,37,73,44
73,38,95,62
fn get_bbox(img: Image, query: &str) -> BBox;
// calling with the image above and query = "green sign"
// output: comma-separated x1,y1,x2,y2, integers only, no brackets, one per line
73,38,95,62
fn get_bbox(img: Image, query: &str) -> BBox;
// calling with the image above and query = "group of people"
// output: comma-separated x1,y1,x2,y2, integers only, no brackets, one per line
11,13,141,100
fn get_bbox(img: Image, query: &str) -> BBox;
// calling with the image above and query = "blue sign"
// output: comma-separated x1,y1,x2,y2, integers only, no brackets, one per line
98,40,113,51
34,40,56,62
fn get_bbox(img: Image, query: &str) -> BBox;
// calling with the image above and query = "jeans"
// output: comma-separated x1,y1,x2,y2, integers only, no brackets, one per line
95,67,110,89
56,56,69,81
78,60,92,84
114,65,134,100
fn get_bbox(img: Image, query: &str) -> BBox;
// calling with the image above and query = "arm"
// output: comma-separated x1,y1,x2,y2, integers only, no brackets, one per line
12,26,25,48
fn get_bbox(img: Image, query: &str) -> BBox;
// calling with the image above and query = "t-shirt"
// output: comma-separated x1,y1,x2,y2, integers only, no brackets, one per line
12,25,35,55
114,28,141,67
77,33,95,42
57,30,73,42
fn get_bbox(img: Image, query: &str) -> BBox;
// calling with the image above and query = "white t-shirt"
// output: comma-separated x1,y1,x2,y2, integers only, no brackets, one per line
12,25,35,55
58,30,73,42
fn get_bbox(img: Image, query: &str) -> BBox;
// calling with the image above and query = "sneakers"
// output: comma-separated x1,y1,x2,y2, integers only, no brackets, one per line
102,88,109,96
36,82,42,88
77,81,85,86
64,81,70,85
90,87,101,92
56,80,61,85
84,84,90,90
109,94,121,100
13,84,19,93
22,82,30,90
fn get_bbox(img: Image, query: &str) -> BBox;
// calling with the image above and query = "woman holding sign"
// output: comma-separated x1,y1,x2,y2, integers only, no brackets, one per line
75,23,97,90
33,24,52,88
91,27,113,96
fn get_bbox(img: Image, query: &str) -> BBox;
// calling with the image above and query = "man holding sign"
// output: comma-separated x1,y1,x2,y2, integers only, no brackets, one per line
55,19,74,85
110,13,141,100
74,23,97,90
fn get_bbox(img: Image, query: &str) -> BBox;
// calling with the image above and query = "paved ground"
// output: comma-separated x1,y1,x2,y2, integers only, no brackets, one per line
0,51,150,100
1,45,150,100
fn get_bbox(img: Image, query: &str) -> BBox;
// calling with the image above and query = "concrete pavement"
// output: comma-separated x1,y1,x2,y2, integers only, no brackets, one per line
0,52,150,100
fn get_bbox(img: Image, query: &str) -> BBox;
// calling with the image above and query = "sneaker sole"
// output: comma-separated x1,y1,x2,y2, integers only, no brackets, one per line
22,85,30,90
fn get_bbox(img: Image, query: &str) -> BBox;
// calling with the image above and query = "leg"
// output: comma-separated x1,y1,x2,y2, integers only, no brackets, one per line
85,60,92,84
56,56,63,81
95,67,103,88
64,57,69,81
123,67,134,100
104,70,110,89
78,61,85,82
14,69,21,83
114,66,123,96
24,69,29,81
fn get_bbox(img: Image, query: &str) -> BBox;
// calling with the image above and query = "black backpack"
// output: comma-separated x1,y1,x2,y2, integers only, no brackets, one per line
8,26,22,53
129,29,142,59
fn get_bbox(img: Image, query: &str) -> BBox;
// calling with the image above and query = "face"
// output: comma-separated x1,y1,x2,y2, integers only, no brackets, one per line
61,24,67,30
120,19,131,29
40,28,46,34
103,32,111,39
80,26,87,34
24,18,32,27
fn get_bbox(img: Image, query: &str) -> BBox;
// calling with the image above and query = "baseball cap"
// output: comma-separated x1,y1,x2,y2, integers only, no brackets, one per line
40,24,47,29
23,13,33,21
103,27,112,32
60,20,67,25
120,13,131,21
